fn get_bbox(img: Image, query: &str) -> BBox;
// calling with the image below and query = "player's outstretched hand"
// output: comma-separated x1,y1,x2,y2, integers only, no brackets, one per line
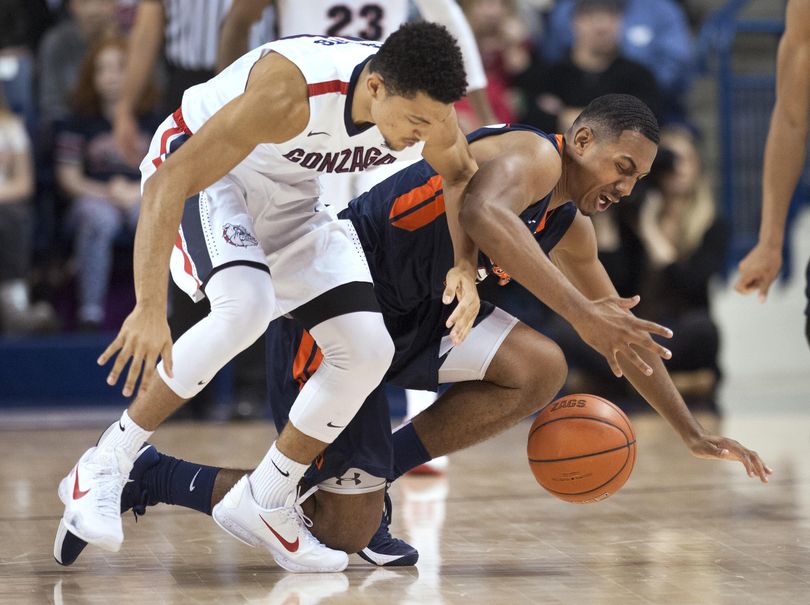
735,242,782,302
577,294,673,378
97,306,174,398
688,434,773,483
444,264,480,345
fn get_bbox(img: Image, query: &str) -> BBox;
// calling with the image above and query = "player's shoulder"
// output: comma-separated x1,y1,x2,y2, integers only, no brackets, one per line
244,51,310,126
248,51,309,99
490,127,561,158
499,128,563,179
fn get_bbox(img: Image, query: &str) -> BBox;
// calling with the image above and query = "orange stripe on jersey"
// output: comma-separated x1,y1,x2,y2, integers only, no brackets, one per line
554,133,564,152
534,209,550,233
292,329,323,390
308,80,350,96
389,175,446,231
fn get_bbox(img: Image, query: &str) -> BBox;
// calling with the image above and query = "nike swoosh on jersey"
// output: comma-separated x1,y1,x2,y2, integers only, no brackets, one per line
307,130,330,137
326,421,346,428
259,515,300,552
189,468,202,492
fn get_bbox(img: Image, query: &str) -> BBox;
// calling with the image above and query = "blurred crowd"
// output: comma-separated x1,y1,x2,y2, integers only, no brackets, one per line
0,0,725,408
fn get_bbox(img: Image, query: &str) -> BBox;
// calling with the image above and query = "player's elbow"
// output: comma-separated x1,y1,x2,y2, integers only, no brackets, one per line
459,195,501,245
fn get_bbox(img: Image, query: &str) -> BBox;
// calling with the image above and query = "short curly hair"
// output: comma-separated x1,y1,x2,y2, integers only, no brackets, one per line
574,94,660,144
369,21,467,104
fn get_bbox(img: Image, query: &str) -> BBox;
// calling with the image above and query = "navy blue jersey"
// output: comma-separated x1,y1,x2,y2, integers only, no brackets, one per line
340,123,578,307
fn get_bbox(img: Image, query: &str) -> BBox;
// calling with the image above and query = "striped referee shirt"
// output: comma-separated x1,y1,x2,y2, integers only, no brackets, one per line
146,0,231,71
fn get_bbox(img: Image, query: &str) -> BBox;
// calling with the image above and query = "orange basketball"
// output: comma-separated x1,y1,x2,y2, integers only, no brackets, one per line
527,393,636,503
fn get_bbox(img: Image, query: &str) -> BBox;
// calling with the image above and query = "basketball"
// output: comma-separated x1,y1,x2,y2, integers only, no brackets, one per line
527,394,636,503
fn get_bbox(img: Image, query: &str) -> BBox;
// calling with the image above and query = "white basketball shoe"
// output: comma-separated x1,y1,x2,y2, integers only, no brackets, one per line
212,475,348,572
57,446,133,552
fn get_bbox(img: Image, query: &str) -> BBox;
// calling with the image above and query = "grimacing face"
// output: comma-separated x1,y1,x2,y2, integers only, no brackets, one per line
568,127,658,216
367,76,454,151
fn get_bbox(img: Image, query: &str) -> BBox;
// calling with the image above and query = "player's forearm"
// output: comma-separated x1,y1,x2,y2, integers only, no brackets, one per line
132,174,186,309
461,200,591,322
759,109,808,247
619,348,705,446
443,180,478,270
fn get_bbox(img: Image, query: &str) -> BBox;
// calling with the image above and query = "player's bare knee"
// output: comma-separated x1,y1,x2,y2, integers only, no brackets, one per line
541,340,568,397
511,335,567,412
308,489,383,553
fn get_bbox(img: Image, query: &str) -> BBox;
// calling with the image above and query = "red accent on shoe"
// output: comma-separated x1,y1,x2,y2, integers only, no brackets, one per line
259,515,300,552
72,468,90,499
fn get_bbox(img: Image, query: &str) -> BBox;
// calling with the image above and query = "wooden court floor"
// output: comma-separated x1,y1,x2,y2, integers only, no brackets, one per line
1,410,808,605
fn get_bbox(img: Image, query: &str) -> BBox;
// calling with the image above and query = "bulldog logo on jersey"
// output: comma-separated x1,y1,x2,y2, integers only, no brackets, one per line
222,223,258,247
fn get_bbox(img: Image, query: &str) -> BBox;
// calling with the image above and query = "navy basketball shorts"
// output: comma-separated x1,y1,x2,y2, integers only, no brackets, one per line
265,301,518,488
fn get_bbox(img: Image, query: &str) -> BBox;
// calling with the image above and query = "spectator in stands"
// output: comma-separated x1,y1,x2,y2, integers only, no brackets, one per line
55,36,159,330
633,126,727,405
0,0,41,135
0,87,57,335
38,0,118,127
458,0,532,128
541,0,692,120
519,0,662,133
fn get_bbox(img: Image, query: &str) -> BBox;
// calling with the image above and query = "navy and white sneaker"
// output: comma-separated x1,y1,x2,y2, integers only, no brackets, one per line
54,444,159,565
358,491,419,567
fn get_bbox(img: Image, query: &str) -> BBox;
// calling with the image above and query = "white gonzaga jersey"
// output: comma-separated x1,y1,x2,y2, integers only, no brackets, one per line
179,35,424,245
276,1,408,41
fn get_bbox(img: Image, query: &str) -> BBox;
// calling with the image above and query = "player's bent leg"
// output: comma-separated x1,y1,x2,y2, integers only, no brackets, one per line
130,265,276,427
286,309,395,445
58,266,275,553
214,309,392,572
245,305,394,510
303,481,385,554
410,315,567,465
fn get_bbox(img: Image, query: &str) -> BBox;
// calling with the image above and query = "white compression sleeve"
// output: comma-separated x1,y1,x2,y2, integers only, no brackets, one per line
287,311,394,443
414,0,488,92
157,265,275,399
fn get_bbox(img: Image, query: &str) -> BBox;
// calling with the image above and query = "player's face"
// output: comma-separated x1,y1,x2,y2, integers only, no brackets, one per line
569,128,657,216
369,85,454,151
94,46,126,104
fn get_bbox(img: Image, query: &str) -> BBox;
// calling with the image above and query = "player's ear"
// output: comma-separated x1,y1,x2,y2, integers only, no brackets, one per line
367,73,385,100
571,125,594,156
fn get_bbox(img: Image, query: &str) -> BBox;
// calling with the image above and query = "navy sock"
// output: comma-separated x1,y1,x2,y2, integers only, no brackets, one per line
143,454,220,515
392,422,432,481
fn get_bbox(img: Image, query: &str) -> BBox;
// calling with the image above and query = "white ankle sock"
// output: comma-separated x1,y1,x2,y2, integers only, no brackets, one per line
249,442,309,509
97,410,153,460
